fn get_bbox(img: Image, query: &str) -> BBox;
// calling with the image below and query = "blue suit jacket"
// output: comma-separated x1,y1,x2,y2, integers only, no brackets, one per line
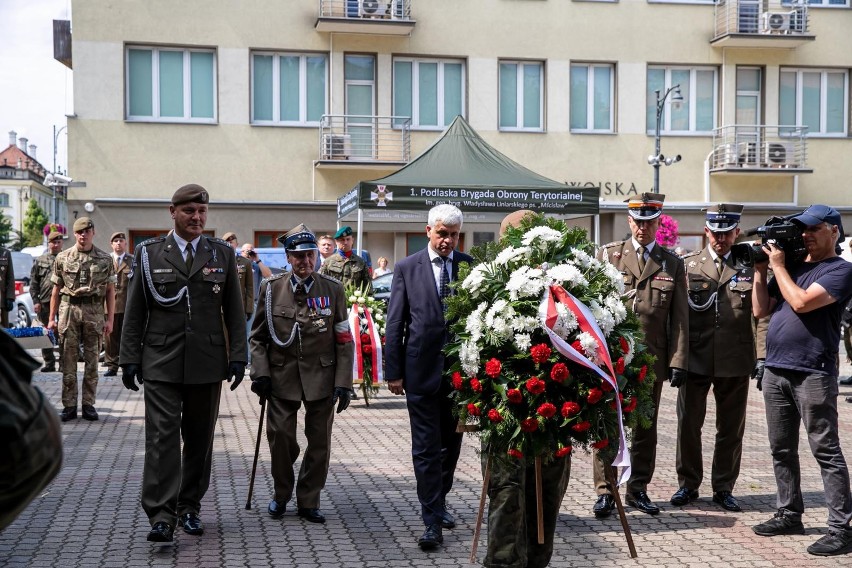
385,248,473,396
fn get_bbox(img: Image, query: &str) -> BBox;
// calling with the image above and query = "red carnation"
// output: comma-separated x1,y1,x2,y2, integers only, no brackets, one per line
525,377,546,395
638,365,648,383
487,409,503,423
587,387,603,404
507,388,523,404
592,438,610,450
600,380,613,392
467,403,481,417
508,449,524,460
571,340,582,352
470,378,483,393
485,358,502,378
619,336,629,354
615,357,625,375
520,418,539,432
530,344,552,364
609,392,625,410
561,401,581,418
451,372,464,390
623,397,638,413
537,402,557,419
550,363,569,383
360,333,371,345
571,420,591,433
555,446,572,458
362,344,373,355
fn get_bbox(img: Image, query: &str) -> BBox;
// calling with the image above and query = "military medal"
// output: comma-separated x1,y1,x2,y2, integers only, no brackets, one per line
212,284,221,294
203,267,211,276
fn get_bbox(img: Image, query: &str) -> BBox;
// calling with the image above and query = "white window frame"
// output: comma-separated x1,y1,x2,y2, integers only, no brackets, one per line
392,57,466,130
570,63,615,133
647,65,718,135
499,60,545,132
805,0,849,7
0,192,9,207
250,51,328,127
780,67,849,137
125,46,217,124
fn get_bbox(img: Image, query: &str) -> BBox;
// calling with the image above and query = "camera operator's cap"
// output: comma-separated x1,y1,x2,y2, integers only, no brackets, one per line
110,231,126,242
73,217,94,233
791,204,846,243
704,203,743,232
625,193,665,221
334,226,353,239
47,231,63,242
280,223,319,252
171,183,209,206
222,232,237,242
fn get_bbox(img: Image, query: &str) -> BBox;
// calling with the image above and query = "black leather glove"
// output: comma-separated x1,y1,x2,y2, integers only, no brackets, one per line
228,362,246,391
331,387,352,414
250,376,271,403
669,367,687,388
752,359,766,391
121,364,143,391
4,299,12,312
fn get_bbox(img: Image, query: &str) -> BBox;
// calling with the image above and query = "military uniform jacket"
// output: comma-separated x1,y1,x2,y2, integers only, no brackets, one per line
683,248,756,377
120,234,247,384
600,240,689,370
30,252,59,305
51,246,116,302
0,247,13,304
249,272,353,402
319,252,372,292
236,255,255,316
112,255,133,314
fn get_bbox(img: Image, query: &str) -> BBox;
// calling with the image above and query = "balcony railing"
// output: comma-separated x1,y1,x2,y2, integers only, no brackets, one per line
710,125,811,173
712,0,815,47
318,115,411,166
316,0,415,35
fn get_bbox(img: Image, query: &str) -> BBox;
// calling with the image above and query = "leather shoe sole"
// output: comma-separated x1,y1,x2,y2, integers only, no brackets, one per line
297,508,326,524
593,494,615,518
268,499,286,519
179,513,204,535
147,522,174,542
670,487,699,506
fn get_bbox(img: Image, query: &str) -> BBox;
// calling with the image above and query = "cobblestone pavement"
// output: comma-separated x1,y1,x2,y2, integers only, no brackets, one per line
2,354,852,568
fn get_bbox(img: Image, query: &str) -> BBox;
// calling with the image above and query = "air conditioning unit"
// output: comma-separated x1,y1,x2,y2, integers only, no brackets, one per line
322,134,351,160
359,0,389,18
764,141,796,167
762,11,793,33
738,141,760,166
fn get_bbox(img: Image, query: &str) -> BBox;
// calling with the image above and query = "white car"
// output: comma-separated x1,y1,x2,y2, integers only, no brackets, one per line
14,291,37,328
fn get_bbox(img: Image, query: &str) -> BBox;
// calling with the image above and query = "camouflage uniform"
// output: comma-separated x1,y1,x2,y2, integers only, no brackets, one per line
319,251,372,292
31,250,61,368
51,246,116,408
0,247,13,328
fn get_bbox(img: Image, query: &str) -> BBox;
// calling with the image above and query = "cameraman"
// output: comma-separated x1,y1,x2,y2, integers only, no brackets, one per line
751,204,852,557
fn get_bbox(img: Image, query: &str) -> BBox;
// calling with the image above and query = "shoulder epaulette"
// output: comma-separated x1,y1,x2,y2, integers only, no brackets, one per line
681,250,701,259
602,240,625,249
265,272,287,282
138,236,165,248
206,237,232,247
316,272,344,285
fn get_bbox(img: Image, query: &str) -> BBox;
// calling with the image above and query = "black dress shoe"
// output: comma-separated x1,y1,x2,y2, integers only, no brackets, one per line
440,510,456,529
268,499,286,519
418,524,443,550
297,507,326,524
712,491,742,512
593,494,615,518
178,512,204,535
60,407,77,422
147,522,174,542
81,405,99,421
670,487,699,506
104,368,117,377
626,491,660,515
41,365,56,373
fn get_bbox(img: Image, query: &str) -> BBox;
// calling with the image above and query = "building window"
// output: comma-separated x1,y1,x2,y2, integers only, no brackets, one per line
499,60,544,131
0,193,9,207
780,68,848,136
647,66,717,134
736,67,762,125
252,52,328,125
126,46,216,122
393,58,465,129
570,63,614,133
806,0,849,6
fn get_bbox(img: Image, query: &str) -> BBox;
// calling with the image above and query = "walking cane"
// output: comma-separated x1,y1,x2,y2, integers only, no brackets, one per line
245,396,267,510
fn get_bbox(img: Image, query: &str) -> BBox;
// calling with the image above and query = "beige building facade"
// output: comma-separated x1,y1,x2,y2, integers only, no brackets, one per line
66,0,852,261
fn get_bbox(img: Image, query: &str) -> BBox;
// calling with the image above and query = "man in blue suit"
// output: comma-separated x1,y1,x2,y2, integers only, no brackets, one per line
386,204,473,551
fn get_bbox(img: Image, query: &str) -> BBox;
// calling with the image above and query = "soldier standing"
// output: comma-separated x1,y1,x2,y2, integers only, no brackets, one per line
46,217,116,422
223,232,255,321
672,204,754,512
319,226,371,292
103,232,132,377
0,245,13,328
592,193,689,517
249,224,354,524
30,231,65,371
120,184,247,543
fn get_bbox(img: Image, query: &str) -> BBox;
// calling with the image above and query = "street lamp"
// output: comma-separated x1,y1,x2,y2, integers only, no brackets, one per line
648,84,684,194
50,124,67,224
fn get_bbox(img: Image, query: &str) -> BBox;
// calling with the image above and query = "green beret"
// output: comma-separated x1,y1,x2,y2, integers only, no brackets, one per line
334,226,353,239
73,217,94,233
171,184,210,206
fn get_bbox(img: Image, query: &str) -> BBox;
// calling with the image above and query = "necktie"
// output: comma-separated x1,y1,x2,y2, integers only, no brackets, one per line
439,257,451,303
185,246,194,272
637,246,646,273
715,256,724,276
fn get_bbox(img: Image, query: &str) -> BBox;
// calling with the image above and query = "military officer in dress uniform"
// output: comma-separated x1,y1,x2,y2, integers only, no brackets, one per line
30,231,65,371
319,226,371,292
103,232,133,377
249,224,354,525
0,245,14,328
120,184,247,543
47,217,116,422
223,231,255,320
592,192,689,517
671,204,755,512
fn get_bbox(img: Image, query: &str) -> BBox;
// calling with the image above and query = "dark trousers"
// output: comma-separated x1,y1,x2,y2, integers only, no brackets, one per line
406,389,463,526
266,397,334,509
103,312,123,371
676,373,749,493
142,380,222,526
763,367,852,530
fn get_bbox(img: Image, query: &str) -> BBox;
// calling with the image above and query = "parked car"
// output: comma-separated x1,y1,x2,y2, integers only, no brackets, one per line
9,252,35,328
14,291,36,328
372,271,393,304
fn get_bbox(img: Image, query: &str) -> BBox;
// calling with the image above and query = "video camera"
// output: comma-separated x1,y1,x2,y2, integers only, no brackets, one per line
729,214,807,270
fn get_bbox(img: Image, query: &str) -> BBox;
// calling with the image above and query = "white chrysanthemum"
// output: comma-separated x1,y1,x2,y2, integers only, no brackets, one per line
461,264,491,297
602,263,625,294
489,317,513,342
578,331,600,361
549,302,578,340
506,266,546,300
514,333,532,351
494,246,531,266
521,226,562,247
571,248,594,268
358,306,364,314
590,299,616,336
460,340,480,375
511,315,539,333
604,294,627,324
546,263,588,288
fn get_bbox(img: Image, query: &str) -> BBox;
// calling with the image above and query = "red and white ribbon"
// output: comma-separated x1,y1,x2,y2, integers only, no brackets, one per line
363,307,384,383
348,304,384,384
539,284,631,485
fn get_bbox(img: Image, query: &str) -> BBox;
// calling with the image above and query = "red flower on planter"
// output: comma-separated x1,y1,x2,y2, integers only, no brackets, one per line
520,418,539,432
467,403,481,416
507,388,523,404
487,409,503,423
571,340,582,352
623,397,638,413
615,357,625,375
550,363,569,383
638,365,648,383
525,377,545,395
592,438,609,450
485,358,502,378
555,446,573,458
451,372,464,390
587,387,603,404
561,401,581,418
537,402,557,419
530,343,552,364
508,449,524,460
470,378,483,393
571,421,591,433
